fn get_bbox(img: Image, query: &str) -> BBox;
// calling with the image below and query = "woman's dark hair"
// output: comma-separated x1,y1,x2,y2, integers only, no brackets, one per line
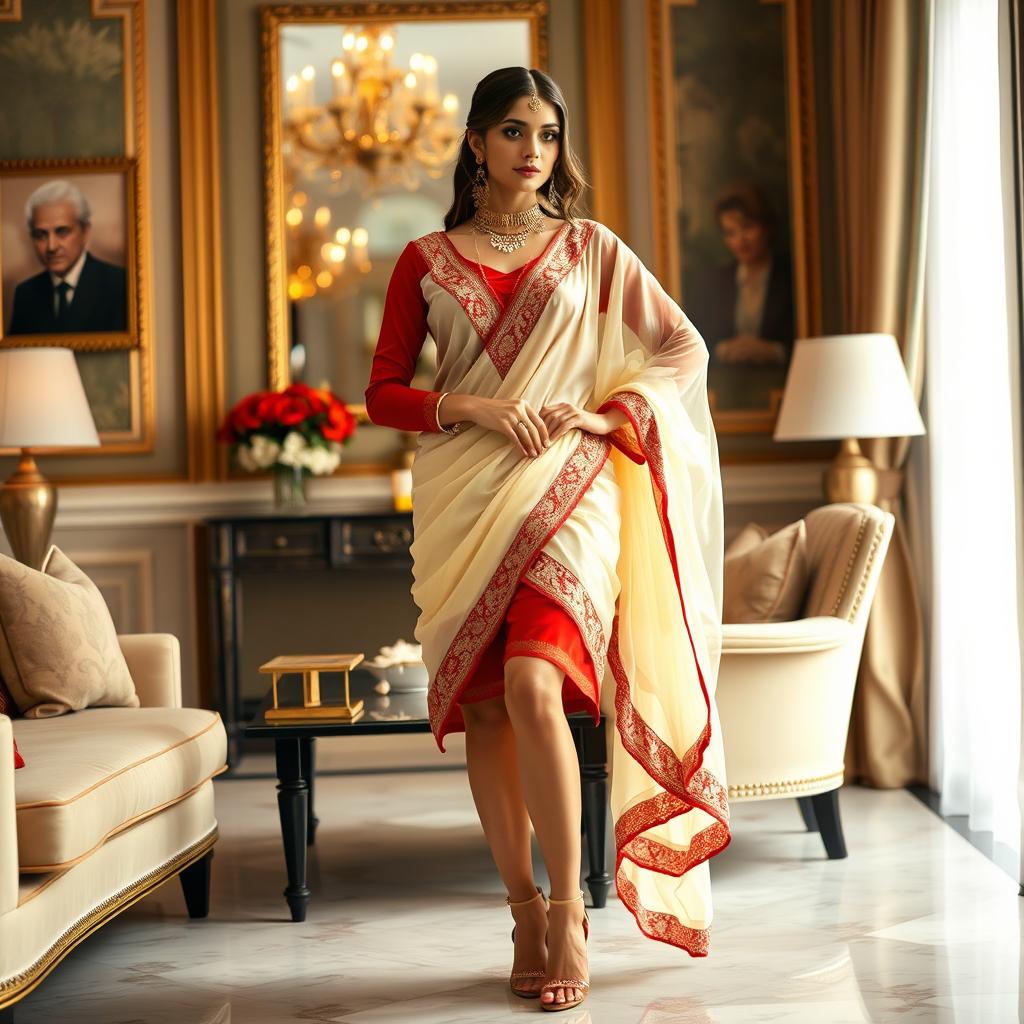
713,182,777,240
443,67,589,230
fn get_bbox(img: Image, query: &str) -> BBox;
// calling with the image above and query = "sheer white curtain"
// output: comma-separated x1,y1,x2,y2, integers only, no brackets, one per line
926,0,1022,867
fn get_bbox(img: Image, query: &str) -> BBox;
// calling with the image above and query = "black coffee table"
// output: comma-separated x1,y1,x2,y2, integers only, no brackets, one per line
244,672,612,921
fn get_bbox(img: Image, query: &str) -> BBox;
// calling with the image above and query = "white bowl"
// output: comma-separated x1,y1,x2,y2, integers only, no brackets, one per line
365,661,429,693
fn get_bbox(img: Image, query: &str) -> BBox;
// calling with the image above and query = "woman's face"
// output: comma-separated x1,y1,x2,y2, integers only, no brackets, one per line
470,94,562,199
718,210,770,266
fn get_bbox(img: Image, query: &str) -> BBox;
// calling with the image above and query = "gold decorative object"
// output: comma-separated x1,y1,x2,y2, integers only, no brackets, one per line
823,438,879,505
261,653,365,723
0,348,100,569
0,453,57,572
283,24,460,196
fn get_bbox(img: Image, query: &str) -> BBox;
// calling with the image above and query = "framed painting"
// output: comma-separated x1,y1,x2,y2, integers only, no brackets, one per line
0,0,151,451
647,0,822,440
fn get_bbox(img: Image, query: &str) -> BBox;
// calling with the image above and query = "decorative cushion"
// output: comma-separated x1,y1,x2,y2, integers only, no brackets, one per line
12,706,226,871
723,520,809,623
0,679,24,768
0,546,138,719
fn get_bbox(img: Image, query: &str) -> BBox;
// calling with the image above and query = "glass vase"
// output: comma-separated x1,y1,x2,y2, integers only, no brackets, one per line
272,464,308,511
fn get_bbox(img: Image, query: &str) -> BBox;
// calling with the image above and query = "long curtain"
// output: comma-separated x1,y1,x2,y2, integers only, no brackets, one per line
829,0,932,787
926,0,1022,860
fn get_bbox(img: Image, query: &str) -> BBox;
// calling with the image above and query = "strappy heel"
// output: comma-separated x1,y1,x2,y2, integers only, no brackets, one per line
540,890,590,1012
506,886,548,998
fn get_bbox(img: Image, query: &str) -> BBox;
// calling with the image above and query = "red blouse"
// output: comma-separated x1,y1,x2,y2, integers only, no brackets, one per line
364,240,543,433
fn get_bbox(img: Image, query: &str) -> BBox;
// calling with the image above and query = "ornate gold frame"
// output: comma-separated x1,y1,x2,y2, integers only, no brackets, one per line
260,1,550,414
0,0,154,454
646,0,822,437
0,157,143,353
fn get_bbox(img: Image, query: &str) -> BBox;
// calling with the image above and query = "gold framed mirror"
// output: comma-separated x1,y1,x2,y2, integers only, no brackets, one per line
260,1,548,457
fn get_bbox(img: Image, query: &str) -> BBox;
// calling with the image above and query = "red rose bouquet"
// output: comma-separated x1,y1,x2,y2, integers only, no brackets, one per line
217,382,357,476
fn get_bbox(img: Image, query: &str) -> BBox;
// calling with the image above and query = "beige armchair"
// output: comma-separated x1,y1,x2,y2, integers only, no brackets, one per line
716,503,894,858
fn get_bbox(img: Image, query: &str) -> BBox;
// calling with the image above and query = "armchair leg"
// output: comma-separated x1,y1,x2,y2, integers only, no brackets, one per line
179,850,213,918
810,789,847,859
797,796,819,831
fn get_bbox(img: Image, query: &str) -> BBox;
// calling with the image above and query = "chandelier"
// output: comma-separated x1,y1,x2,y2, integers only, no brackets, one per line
284,24,461,194
286,192,371,300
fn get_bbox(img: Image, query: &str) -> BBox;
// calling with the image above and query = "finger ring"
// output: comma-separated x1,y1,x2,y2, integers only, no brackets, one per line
515,420,526,430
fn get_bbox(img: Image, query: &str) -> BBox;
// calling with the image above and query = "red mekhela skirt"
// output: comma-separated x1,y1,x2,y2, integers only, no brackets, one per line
456,579,601,722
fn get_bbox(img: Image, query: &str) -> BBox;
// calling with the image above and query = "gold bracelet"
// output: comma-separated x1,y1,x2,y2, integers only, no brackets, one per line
435,392,465,436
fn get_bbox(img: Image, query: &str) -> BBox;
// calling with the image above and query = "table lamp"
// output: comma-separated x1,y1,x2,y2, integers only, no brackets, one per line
0,348,100,569
773,333,925,505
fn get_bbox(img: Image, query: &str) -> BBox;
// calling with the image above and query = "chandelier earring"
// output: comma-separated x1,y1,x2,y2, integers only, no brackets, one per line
472,155,490,210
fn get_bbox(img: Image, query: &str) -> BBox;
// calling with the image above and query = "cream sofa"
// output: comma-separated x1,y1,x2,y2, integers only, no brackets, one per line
717,503,894,858
0,634,226,1020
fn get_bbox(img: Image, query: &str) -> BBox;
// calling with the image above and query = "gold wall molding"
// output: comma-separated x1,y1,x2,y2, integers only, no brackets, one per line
581,0,628,238
177,0,227,482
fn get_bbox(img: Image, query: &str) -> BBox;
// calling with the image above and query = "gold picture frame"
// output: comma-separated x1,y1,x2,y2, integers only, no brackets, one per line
259,0,550,425
647,0,822,440
0,0,153,453
0,157,142,352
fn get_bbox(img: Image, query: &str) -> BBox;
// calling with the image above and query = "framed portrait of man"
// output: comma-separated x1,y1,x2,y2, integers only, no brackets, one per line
647,0,823,445
0,158,138,348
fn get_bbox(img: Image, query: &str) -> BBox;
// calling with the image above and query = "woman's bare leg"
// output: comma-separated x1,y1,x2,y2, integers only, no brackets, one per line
503,656,589,1008
462,694,547,994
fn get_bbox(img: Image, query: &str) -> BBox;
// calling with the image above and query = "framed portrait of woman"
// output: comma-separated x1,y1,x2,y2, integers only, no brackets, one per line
647,0,822,440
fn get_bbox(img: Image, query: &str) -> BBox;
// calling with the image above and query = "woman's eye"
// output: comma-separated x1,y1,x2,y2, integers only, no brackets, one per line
503,127,521,138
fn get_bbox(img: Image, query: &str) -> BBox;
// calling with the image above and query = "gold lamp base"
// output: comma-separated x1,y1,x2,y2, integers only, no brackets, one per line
0,450,56,570
823,438,879,505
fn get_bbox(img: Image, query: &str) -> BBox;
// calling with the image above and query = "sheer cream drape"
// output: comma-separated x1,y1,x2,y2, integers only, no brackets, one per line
829,0,932,787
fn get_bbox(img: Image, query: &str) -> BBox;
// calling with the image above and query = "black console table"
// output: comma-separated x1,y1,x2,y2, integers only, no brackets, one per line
205,509,416,767
205,507,613,909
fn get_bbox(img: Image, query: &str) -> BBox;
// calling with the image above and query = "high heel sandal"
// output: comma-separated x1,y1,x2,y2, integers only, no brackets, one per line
540,890,590,1013
506,886,548,998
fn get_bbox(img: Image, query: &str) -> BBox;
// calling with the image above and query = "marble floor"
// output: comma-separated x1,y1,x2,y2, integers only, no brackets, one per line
13,735,1024,1024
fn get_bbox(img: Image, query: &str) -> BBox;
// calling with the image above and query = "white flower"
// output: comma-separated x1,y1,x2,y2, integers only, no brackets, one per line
371,639,423,667
249,434,280,469
236,444,258,473
277,431,308,467
302,445,341,476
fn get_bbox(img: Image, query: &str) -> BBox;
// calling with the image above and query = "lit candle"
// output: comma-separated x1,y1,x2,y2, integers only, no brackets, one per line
300,65,316,109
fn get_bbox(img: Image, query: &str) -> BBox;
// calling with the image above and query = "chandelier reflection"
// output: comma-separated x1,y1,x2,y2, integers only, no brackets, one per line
286,193,371,301
284,24,460,195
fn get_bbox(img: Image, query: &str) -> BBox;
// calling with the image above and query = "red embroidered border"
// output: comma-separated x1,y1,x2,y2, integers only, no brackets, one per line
421,391,443,432
485,220,596,378
601,389,731,957
429,432,612,743
413,232,501,342
523,551,607,682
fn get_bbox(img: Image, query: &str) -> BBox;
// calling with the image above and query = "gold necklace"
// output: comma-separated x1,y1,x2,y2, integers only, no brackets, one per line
473,203,544,253
472,227,530,305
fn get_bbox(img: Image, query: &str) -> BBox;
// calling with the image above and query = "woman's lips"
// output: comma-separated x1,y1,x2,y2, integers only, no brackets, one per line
516,168,540,177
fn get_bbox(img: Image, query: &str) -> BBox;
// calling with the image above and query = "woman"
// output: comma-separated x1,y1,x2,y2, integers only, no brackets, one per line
693,181,795,413
365,67,730,1013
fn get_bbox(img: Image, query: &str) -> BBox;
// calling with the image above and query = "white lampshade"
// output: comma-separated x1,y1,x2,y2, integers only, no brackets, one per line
773,333,925,441
0,348,100,449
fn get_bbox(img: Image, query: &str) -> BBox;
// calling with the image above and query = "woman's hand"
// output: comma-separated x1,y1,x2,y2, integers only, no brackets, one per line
539,402,626,442
466,396,551,458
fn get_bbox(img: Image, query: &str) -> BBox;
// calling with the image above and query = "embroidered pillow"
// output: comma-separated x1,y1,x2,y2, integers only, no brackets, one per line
0,547,138,719
723,521,809,624
0,679,23,768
